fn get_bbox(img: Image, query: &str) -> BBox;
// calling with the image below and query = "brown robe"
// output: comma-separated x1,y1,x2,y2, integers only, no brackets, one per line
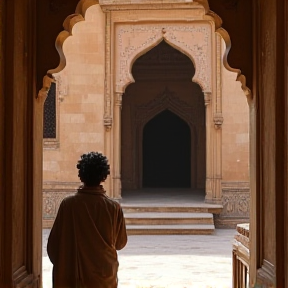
47,186,127,288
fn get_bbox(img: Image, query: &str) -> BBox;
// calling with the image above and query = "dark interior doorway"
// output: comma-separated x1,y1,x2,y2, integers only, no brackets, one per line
121,41,206,190
143,109,191,188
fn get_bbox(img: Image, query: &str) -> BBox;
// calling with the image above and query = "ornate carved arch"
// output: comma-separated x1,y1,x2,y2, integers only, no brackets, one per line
115,23,212,93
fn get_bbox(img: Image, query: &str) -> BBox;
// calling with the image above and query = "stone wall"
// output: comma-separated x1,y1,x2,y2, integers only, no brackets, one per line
43,3,250,228
43,5,106,185
221,48,250,182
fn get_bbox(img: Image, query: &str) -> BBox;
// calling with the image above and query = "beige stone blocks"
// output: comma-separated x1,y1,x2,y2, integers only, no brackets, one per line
43,4,106,185
221,63,249,181
43,1,250,223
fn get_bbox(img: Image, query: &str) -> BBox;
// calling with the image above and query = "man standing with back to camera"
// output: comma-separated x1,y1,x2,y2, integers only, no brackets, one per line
47,151,127,288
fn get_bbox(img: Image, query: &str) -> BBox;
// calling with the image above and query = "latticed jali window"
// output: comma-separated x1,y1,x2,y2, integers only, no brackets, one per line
43,82,56,138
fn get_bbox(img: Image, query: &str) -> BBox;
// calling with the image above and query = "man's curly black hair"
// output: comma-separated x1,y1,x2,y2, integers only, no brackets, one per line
77,152,110,186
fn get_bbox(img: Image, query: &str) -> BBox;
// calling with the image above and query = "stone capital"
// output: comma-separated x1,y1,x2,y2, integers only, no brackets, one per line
114,92,123,107
213,113,223,129
104,116,113,131
204,92,211,106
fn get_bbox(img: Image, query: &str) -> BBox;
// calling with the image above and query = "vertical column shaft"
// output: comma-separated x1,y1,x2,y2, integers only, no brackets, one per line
213,118,223,203
204,92,213,202
113,92,122,199
104,119,112,196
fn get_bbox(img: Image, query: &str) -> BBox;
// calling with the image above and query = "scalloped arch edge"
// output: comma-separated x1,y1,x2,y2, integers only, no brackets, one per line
216,28,252,100
42,0,251,101
46,0,99,77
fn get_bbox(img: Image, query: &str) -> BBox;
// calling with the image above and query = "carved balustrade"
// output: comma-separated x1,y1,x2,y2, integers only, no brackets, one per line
232,223,250,288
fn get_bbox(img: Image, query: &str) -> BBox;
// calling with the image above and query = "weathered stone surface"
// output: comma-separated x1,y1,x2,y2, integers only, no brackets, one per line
43,1,249,226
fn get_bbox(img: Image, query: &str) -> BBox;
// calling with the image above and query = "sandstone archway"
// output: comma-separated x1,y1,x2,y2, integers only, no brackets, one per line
107,8,219,202
43,1,250,214
121,40,205,192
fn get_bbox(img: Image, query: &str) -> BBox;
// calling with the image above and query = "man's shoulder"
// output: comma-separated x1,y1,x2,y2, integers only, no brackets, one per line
60,194,77,205
104,195,121,208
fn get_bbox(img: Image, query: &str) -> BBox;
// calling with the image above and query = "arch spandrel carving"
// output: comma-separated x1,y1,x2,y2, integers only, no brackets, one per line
115,22,213,93
134,87,205,129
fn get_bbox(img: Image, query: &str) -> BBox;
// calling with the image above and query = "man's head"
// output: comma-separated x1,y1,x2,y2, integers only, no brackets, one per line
77,152,110,186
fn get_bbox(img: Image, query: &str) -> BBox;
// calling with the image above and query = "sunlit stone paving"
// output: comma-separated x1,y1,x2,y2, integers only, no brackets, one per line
43,229,235,288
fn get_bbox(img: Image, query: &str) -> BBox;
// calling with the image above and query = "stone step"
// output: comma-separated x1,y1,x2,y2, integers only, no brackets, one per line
121,203,220,235
122,205,222,214
124,212,214,225
126,224,215,235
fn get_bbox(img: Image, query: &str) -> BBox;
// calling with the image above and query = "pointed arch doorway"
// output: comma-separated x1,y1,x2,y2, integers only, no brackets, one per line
121,41,206,196
108,18,223,203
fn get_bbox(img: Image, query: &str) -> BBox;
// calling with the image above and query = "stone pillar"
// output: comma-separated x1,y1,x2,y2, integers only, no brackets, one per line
0,0,43,286
104,116,112,196
204,92,213,202
213,113,223,203
113,92,123,199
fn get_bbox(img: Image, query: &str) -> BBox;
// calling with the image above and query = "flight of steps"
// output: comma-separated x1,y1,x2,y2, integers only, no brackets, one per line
122,205,222,235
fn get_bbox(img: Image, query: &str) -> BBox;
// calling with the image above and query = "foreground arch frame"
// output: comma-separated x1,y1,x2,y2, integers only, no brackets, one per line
47,0,251,202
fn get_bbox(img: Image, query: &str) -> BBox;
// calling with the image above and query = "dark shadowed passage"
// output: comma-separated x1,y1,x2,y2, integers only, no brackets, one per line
143,109,191,188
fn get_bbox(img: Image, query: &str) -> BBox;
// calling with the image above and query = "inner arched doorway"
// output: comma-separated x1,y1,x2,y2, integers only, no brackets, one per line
143,109,191,188
121,41,206,193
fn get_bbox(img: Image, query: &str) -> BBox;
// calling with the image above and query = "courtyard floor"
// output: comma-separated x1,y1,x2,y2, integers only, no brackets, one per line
43,228,235,288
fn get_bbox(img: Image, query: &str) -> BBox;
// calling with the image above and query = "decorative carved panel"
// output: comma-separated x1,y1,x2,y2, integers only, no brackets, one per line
42,182,79,227
221,181,250,217
43,191,76,219
134,87,205,128
115,23,212,92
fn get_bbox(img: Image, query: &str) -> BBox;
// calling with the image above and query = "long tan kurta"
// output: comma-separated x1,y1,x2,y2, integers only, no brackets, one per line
47,186,127,288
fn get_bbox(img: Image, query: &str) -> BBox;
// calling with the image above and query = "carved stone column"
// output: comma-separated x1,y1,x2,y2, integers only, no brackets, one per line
204,92,213,202
113,92,123,199
103,116,112,196
213,113,223,203
103,11,113,196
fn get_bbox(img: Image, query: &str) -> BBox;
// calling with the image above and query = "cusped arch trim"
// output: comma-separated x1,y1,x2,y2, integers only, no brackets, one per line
38,0,99,98
48,0,99,76
116,23,213,94
216,27,252,100
127,37,205,92
122,37,164,92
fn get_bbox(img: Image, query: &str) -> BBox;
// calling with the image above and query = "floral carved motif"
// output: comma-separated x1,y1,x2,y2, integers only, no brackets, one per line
221,182,250,217
115,23,212,93
43,191,76,219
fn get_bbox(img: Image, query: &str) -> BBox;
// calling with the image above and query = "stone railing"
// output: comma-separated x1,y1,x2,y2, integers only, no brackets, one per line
232,223,250,288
